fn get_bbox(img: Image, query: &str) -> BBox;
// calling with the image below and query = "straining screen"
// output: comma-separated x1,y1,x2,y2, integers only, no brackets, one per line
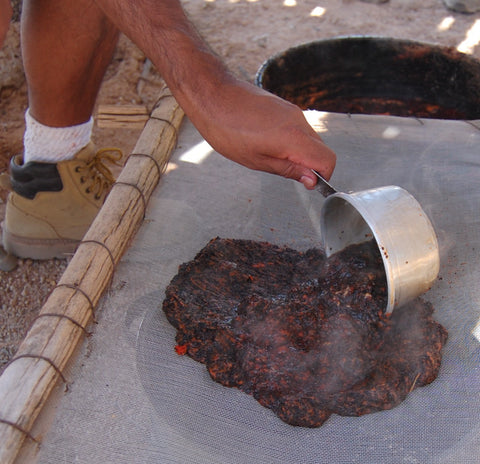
34,113,480,463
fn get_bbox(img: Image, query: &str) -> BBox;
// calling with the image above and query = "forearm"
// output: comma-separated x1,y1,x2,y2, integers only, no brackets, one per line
94,0,230,117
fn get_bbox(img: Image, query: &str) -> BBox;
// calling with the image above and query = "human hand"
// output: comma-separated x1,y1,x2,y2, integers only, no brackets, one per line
188,78,336,188
0,0,12,48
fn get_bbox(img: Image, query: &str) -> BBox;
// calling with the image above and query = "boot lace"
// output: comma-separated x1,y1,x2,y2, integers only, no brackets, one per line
75,148,123,200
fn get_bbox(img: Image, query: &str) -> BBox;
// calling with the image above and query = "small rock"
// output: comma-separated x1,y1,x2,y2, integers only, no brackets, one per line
254,34,268,49
0,248,17,272
443,0,480,12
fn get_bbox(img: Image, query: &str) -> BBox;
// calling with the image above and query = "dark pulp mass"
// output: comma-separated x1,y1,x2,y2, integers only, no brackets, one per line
162,238,447,427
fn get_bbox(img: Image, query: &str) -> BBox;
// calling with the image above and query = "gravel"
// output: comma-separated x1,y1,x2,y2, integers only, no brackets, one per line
0,257,68,373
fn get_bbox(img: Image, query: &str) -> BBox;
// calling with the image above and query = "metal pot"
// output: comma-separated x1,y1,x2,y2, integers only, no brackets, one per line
315,172,439,314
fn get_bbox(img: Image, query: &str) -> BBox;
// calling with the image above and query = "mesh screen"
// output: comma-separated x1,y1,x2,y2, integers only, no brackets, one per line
35,113,480,463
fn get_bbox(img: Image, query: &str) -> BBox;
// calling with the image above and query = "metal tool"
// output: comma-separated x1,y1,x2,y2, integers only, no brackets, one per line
312,170,440,314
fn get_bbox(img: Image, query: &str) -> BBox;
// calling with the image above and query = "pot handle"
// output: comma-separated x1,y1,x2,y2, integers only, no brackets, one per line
311,169,337,197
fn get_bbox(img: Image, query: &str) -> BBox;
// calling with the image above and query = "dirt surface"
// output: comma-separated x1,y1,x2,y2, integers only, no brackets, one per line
0,0,479,373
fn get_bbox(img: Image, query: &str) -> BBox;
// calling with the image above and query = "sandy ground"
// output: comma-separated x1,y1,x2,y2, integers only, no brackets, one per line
0,0,479,373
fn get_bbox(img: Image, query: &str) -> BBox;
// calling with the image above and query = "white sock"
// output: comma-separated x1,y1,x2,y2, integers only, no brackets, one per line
23,109,94,164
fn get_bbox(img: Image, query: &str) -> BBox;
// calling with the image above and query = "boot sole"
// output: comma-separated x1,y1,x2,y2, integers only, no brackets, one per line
2,228,79,260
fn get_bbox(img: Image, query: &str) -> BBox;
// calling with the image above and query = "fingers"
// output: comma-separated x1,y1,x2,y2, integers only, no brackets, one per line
233,130,336,189
261,104,337,186
251,139,336,190
262,128,337,188
299,175,317,189
293,137,337,184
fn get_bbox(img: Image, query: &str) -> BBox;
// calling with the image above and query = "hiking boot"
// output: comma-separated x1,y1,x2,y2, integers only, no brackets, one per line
1,143,122,260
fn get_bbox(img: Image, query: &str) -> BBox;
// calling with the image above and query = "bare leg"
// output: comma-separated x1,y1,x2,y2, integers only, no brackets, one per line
21,0,119,127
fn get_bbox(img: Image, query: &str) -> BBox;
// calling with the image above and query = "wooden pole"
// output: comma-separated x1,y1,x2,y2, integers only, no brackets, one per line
0,87,184,464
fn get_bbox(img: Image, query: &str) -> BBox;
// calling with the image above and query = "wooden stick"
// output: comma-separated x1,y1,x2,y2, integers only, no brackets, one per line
0,87,184,464
96,104,150,129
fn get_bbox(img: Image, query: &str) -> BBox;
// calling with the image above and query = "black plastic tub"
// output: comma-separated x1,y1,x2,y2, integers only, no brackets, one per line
255,36,480,119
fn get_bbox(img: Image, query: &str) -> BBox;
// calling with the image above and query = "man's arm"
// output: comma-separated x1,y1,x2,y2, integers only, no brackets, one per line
95,0,336,186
